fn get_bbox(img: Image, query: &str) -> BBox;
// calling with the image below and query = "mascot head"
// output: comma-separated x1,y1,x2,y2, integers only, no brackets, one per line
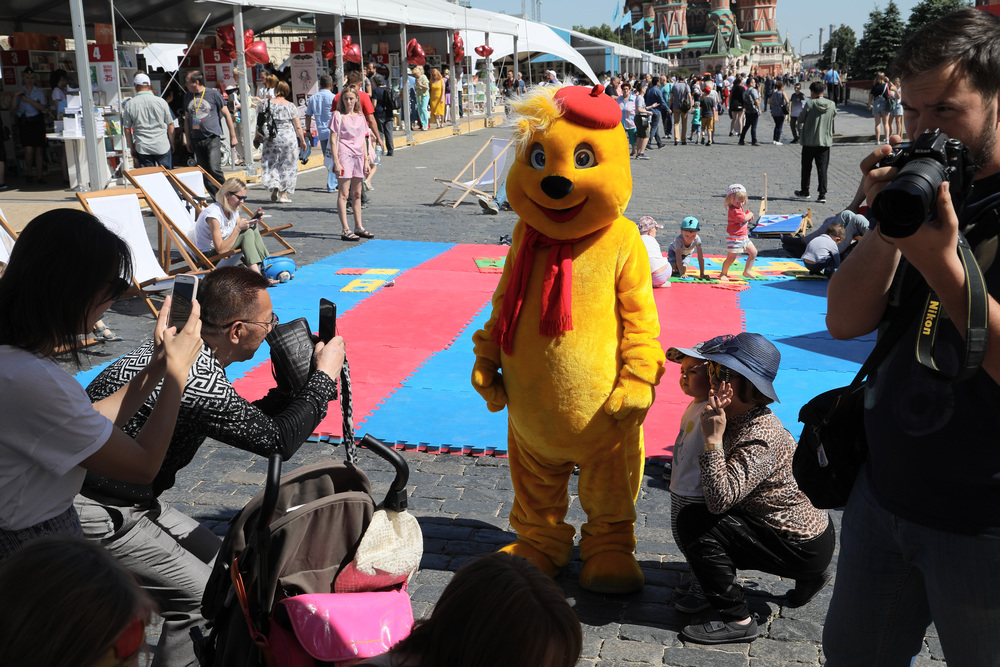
506,84,632,240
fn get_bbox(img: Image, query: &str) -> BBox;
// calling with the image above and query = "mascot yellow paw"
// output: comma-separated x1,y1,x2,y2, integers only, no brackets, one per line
499,541,561,578
579,551,644,594
471,358,508,412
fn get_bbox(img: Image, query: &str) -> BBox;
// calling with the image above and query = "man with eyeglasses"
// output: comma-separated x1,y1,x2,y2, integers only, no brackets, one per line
73,266,345,667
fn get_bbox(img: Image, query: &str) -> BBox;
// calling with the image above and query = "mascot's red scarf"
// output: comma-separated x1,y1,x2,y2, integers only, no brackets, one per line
491,226,595,355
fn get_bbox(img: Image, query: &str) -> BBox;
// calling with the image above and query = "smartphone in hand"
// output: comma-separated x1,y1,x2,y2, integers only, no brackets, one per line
319,298,336,343
170,274,199,330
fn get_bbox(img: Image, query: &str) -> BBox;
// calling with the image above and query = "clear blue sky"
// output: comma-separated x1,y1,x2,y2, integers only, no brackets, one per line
469,0,929,54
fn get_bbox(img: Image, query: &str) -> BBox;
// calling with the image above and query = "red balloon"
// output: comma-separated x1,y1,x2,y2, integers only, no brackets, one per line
452,31,465,61
474,45,494,58
321,40,335,60
243,29,253,48
345,44,362,64
342,35,352,47
406,38,425,66
245,40,269,66
216,24,235,50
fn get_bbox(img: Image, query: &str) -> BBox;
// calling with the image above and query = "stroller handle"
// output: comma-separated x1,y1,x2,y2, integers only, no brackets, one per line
360,434,409,512
257,453,284,532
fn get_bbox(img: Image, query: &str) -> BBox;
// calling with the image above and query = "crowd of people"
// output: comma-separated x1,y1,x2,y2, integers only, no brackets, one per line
2,8,999,667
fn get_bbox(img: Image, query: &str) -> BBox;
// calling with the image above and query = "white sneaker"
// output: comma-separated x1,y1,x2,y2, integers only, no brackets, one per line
773,141,783,145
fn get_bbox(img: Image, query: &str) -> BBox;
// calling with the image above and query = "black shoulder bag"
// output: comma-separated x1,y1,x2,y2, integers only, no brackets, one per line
793,234,990,509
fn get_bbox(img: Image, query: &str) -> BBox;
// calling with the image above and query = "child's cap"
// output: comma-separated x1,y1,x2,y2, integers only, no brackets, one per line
636,216,664,232
727,183,747,196
666,342,704,364
680,216,700,231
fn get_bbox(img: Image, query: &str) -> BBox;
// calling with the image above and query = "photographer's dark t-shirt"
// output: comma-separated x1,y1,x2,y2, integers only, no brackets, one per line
864,171,1000,535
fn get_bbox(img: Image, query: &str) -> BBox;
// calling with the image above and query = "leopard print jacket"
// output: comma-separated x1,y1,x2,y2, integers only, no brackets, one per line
699,405,828,540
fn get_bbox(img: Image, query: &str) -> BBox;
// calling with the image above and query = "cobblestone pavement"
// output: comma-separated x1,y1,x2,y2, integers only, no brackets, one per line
54,101,946,666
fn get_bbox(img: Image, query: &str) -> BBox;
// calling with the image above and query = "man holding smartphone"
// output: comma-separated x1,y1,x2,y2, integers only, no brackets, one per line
73,267,346,667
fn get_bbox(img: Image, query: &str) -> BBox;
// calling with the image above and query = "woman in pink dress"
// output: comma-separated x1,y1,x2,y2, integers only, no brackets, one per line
329,86,374,242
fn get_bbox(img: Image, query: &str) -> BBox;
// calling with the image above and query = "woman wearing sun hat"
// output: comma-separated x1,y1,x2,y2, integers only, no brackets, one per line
667,332,834,645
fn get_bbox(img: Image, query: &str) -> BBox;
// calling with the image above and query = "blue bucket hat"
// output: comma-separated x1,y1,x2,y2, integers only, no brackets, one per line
667,332,781,402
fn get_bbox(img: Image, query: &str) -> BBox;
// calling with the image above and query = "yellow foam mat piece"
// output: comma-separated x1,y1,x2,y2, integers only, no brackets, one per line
341,278,386,292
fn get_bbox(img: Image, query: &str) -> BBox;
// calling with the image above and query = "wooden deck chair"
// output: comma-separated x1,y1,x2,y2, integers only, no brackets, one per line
754,173,812,237
0,206,16,265
433,136,512,208
78,189,180,316
170,166,296,257
125,166,240,274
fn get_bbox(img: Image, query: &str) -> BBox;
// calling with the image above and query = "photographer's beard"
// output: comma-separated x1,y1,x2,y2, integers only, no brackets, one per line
972,103,998,175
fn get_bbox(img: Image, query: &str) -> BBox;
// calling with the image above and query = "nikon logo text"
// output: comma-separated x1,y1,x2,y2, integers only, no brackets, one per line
923,300,940,335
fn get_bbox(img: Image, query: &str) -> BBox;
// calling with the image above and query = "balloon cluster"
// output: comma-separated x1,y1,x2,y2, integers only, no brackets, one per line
452,31,465,61
406,38,425,66
215,23,269,65
474,44,494,58
342,36,362,64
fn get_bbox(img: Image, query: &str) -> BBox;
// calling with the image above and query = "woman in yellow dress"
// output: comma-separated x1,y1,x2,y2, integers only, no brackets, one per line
428,68,445,128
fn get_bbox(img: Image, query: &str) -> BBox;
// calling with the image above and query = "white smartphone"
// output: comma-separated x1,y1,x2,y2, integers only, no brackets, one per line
170,274,199,330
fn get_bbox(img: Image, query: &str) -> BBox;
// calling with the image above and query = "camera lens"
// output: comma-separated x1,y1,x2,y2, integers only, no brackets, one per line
872,159,949,238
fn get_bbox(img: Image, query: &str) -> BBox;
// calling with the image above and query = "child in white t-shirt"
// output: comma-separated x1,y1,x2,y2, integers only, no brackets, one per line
666,216,707,279
636,215,672,288
664,342,712,613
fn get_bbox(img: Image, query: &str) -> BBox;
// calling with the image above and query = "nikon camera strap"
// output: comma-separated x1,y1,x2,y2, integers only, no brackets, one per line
915,232,989,382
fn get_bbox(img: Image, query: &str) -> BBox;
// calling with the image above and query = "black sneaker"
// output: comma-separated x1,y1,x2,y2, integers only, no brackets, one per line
794,190,810,198
816,195,827,204
682,615,759,645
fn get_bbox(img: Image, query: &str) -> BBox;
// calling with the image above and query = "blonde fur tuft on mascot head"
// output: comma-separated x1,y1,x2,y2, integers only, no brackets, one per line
471,83,666,594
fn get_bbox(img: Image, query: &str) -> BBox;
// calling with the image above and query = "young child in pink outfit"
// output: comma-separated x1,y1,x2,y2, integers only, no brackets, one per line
719,183,758,280
329,86,373,242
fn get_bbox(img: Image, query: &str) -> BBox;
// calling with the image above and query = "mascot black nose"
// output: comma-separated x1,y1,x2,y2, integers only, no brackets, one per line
541,175,574,200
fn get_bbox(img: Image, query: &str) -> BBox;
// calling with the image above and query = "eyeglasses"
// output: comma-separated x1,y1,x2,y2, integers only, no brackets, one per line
707,361,730,384
206,312,278,330
230,193,248,202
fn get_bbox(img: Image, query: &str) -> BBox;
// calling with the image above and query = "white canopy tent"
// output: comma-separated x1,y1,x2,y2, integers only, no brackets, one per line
463,19,600,85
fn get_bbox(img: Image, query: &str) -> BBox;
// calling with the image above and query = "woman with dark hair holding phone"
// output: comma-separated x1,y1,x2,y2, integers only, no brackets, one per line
669,332,834,645
0,209,203,559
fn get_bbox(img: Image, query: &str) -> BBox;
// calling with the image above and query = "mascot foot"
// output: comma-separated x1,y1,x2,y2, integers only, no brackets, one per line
579,551,644,594
499,541,561,578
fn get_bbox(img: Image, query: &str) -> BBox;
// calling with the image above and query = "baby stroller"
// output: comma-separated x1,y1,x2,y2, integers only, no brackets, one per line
196,428,421,667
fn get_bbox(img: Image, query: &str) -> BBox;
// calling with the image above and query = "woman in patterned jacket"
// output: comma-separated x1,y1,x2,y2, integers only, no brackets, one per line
672,332,834,645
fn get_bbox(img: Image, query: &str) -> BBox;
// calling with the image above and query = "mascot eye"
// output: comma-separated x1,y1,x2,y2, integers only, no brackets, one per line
529,144,546,170
574,144,597,169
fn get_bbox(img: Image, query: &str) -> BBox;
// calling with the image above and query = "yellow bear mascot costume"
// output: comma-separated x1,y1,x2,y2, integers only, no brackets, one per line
471,84,666,594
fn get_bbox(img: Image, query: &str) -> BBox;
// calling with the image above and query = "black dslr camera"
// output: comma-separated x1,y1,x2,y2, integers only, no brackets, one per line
871,129,975,238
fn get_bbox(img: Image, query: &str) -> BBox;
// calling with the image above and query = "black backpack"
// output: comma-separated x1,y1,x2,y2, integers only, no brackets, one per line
256,99,277,140
678,85,691,113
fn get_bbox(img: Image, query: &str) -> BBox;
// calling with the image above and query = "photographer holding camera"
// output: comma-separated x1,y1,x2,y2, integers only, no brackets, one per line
824,9,1000,665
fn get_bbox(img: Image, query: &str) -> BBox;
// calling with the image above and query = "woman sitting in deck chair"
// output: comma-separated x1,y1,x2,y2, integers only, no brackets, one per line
195,176,276,282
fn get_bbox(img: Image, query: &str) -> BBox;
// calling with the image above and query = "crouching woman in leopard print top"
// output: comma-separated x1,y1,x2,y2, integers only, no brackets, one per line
674,332,834,645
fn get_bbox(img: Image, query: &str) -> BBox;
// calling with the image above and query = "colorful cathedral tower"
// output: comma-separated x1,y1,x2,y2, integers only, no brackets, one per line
626,0,792,75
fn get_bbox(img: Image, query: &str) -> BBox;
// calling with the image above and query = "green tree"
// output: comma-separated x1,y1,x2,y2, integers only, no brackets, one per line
854,0,905,79
905,0,970,34
817,25,856,73
571,24,623,45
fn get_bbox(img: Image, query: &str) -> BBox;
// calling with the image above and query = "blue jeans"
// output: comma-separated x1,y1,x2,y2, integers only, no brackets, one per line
191,135,223,195
824,469,1000,666
648,108,663,146
136,150,172,169
320,137,337,191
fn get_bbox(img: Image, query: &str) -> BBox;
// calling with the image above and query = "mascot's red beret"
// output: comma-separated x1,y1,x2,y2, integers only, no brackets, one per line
554,84,621,130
